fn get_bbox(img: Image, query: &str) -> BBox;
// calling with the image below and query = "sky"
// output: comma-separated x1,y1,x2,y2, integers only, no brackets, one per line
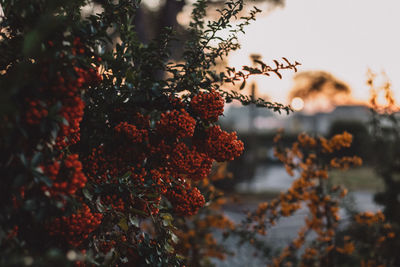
227,0,400,107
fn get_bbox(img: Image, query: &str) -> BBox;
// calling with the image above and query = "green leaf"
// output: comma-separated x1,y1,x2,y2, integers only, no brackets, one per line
23,31,41,56
129,214,140,228
24,199,37,211
30,152,42,168
33,170,53,187
13,174,27,187
82,188,93,201
161,213,173,227
164,243,174,253
118,217,129,232
19,154,28,167
96,197,105,212
130,207,148,216
171,233,179,244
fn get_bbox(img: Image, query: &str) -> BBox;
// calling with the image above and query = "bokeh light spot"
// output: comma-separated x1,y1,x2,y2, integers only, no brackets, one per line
291,97,304,111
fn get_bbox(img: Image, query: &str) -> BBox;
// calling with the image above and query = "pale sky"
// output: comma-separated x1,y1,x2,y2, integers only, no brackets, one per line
228,0,400,106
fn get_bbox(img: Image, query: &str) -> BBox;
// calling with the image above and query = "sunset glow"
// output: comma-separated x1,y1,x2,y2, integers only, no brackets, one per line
226,0,400,109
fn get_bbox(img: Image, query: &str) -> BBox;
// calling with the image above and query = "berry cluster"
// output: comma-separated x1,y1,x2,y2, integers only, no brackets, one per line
84,145,145,184
156,109,196,138
149,169,170,195
84,146,114,184
114,122,148,144
56,96,85,149
25,100,48,125
19,37,104,250
101,195,125,212
191,90,224,121
47,204,102,247
99,240,117,254
167,185,205,216
23,38,101,151
41,154,87,197
199,125,244,162
6,226,19,240
81,89,243,225
133,195,162,216
169,143,213,181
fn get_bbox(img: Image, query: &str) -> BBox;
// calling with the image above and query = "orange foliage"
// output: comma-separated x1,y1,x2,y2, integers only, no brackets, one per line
239,131,383,266
368,70,399,113
172,130,397,266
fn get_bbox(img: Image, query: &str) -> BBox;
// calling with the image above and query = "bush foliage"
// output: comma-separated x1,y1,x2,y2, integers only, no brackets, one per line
0,0,297,266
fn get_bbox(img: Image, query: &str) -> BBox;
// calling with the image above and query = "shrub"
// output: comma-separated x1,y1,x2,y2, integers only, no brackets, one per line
0,0,299,266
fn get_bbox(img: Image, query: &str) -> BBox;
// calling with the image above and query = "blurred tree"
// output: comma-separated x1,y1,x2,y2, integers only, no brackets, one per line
135,0,185,44
367,71,400,223
289,70,351,112
135,0,285,45
371,112,400,223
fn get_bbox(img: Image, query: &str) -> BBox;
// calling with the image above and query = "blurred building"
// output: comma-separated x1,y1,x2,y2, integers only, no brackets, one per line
220,104,371,135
